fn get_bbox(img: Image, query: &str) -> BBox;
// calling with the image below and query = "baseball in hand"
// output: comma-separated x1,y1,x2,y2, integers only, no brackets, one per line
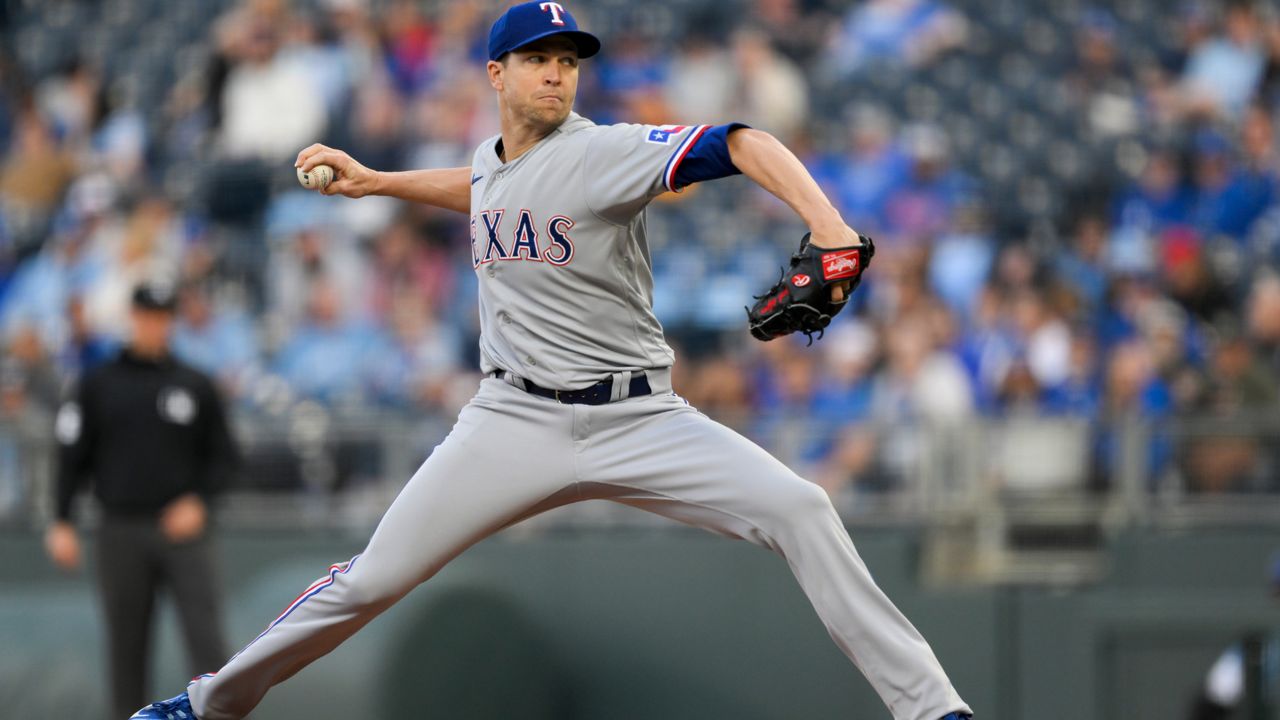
297,164,334,191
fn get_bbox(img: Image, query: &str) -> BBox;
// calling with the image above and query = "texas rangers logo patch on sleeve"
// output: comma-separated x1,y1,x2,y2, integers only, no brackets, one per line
821,250,861,280
646,125,688,145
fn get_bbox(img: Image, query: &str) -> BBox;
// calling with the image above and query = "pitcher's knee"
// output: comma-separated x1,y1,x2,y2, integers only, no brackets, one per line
338,567,411,610
771,479,837,523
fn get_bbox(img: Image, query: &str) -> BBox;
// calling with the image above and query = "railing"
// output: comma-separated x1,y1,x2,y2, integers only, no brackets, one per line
5,408,1280,579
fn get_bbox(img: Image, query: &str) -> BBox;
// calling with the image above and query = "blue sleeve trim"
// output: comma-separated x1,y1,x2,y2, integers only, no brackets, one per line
668,123,750,192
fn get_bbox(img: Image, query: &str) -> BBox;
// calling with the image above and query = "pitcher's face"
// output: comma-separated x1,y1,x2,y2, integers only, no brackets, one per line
489,36,580,132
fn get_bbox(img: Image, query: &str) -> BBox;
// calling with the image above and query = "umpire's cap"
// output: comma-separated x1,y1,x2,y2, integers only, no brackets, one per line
488,2,601,61
131,280,178,313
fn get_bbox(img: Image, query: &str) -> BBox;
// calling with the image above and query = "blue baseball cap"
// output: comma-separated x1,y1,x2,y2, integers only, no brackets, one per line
488,2,601,61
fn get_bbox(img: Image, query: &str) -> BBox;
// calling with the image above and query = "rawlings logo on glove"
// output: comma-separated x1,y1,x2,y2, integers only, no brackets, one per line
746,232,875,343
822,251,861,280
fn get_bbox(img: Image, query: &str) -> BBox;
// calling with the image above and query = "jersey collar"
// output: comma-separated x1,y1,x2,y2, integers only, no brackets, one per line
489,112,594,169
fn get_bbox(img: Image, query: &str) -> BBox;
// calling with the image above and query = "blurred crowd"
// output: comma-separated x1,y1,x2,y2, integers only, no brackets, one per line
1,0,1280,502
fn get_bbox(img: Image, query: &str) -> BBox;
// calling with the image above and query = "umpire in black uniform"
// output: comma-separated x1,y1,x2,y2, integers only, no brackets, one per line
44,280,237,719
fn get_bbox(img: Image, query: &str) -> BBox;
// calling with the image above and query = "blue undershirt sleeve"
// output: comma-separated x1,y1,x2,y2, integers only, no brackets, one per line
670,122,751,191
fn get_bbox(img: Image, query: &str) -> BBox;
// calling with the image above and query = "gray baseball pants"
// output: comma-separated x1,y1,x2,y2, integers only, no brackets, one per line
188,371,970,720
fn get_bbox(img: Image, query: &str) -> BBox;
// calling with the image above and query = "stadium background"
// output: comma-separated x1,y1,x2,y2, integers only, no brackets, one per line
3,0,1280,717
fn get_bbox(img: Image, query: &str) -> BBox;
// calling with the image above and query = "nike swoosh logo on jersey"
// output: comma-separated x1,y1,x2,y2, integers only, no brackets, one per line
471,174,484,185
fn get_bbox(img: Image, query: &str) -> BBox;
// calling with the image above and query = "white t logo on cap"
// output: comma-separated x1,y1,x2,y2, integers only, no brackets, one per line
539,2,566,25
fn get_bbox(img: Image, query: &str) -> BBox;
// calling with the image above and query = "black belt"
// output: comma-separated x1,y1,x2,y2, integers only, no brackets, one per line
492,371,651,405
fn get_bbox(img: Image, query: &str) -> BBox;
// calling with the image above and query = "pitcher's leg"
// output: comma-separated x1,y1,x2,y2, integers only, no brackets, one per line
189,381,578,720
582,396,970,720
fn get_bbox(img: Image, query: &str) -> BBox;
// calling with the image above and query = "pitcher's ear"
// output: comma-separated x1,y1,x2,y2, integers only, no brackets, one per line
487,59,506,91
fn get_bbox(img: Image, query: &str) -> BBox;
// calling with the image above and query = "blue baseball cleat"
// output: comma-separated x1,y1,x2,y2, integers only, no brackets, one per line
939,714,973,720
129,691,197,719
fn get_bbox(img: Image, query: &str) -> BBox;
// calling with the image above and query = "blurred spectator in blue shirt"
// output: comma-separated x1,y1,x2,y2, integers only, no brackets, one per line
1180,2,1266,120
883,124,973,244
812,319,879,427
266,192,368,332
1096,276,1150,350
57,294,116,379
172,282,261,401
827,0,967,76
750,336,822,446
1234,104,1279,218
1113,147,1194,235
1,195,107,355
1041,331,1103,416
928,204,995,316
808,319,879,492
1110,149,1193,277
272,277,383,406
367,291,463,409
1192,111,1278,241
814,105,910,234
1054,213,1110,316
956,285,1019,412
1188,128,1273,240
2,244,77,355
596,31,669,102
1099,338,1173,486
381,0,436,96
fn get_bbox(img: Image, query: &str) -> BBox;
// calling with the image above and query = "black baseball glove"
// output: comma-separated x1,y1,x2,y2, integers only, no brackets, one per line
746,232,875,343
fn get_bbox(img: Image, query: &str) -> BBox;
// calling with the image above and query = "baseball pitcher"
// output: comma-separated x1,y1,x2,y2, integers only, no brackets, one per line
133,4,972,719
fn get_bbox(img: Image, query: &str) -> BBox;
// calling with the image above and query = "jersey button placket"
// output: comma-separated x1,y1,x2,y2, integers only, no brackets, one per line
481,170,502,205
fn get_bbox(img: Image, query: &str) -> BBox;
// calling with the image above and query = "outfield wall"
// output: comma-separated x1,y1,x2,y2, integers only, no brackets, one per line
3,526,1278,720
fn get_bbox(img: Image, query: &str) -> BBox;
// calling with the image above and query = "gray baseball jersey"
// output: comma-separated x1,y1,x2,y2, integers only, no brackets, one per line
178,114,972,720
469,113,709,389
